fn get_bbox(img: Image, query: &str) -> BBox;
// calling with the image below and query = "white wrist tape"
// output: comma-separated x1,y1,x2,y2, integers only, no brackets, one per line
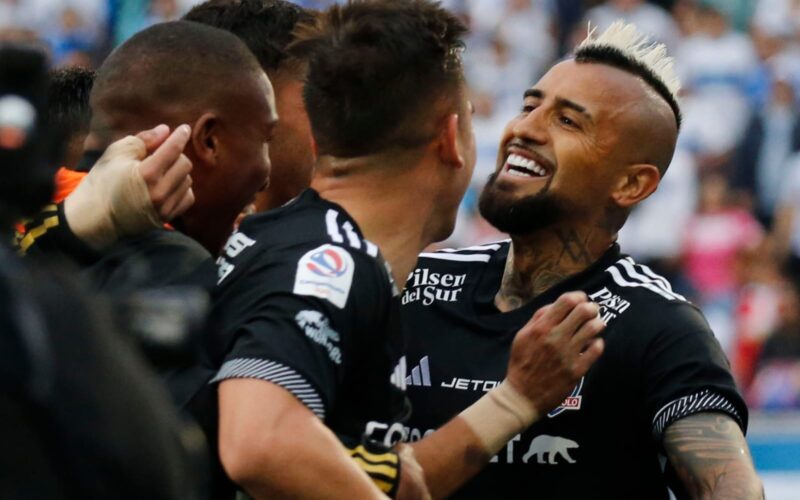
458,380,540,456
64,136,161,249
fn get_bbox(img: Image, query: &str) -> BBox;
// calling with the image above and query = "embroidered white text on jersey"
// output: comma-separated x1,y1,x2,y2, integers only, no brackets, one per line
440,377,500,392
402,268,467,306
216,231,257,284
294,244,355,308
588,287,631,325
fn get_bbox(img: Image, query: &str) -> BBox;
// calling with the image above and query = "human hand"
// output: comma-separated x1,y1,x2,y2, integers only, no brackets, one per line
64,124,193,249
506,291,605,415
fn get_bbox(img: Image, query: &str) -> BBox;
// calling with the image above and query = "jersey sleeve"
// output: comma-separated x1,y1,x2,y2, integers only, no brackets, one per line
14,203,101,266
640,304,748,444
210,234,389,421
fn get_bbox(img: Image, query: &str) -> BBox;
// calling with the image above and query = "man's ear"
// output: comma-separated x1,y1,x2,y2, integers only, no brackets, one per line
611,164,661,208
190,113,219,166
437,113,464,169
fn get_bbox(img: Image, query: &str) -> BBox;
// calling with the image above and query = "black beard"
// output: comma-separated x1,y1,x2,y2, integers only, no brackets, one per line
478,172,567,235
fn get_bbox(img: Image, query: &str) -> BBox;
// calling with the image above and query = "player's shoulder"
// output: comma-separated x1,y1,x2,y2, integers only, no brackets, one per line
217,190,389,296
236,189,381,260
595,253,708,333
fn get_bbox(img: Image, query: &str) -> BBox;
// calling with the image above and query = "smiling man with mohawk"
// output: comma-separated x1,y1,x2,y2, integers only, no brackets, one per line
400,21,763,499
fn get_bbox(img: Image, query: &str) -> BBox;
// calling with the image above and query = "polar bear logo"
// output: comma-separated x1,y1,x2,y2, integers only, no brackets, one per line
522,435,579,465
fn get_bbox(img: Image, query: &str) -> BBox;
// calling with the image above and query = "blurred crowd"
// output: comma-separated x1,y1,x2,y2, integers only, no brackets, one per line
3,0,800,410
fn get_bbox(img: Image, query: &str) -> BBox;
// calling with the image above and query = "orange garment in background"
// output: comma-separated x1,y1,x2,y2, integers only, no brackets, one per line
53,167,88,203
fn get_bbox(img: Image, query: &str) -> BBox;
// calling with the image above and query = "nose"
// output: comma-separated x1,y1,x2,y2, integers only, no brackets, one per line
511,106,548,146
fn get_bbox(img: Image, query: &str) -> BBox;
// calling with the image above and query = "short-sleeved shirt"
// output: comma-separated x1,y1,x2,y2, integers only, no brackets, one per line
204,188,409,446
400,241,747,499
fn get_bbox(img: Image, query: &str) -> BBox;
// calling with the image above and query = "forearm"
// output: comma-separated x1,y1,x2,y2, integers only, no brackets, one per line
412,381,539,499
237,425,387,500
663,413,763,500
218,378,387,500
410,416,490,499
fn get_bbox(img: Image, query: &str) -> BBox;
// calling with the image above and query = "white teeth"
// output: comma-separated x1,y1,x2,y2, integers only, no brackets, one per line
506,153,547,177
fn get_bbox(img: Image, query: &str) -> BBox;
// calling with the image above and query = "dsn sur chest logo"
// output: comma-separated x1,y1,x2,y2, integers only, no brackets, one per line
402,268,467,306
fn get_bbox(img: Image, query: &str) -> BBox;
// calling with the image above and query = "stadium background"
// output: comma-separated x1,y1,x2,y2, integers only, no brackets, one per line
3,0,799,495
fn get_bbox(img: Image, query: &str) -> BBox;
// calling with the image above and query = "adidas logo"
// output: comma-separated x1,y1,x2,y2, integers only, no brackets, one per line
405,356,432,387
390,356,407,391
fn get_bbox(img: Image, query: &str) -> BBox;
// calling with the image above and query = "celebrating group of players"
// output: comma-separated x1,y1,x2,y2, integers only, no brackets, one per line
9,0,764,498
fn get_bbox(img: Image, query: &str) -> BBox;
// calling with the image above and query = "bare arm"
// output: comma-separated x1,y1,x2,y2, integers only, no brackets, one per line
663,412,763,500
218,378,387,500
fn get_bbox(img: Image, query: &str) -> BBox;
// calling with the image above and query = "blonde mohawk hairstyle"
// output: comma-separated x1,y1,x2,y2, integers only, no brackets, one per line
575,20,682,126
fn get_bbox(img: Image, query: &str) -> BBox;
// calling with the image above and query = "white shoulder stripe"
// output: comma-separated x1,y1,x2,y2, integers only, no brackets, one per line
418,252,491,262
616,259,685,301
364,240,378,257
438,243,502,253
341,221,361,250
435,239,510,254
325,209,343,244
606,264,677,301
627,258,685,299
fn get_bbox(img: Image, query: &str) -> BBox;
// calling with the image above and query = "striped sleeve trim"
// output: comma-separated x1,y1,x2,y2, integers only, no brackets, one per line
652,389,743,440
210,358,326,419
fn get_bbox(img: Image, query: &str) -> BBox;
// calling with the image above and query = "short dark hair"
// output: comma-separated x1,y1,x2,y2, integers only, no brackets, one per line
47,66,94,135
183,0,314,75
574,45,682,129
290,0,468,157
92,21,263,134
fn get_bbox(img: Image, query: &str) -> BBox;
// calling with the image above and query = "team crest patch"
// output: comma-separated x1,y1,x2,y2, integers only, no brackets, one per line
294,244,355,308
547,377,584,418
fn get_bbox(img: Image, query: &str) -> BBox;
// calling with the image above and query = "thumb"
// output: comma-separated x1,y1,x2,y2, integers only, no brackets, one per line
101,134,149,163
136,124,171,154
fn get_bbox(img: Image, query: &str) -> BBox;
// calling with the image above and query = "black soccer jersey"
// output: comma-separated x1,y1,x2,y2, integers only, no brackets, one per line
401,241,747,499
205,188,408,448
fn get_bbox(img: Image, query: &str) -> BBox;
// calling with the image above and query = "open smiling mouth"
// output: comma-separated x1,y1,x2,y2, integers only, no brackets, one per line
504,153,550,178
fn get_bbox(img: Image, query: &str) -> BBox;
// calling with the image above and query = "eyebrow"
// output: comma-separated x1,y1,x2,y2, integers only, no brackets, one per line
523,88,593,121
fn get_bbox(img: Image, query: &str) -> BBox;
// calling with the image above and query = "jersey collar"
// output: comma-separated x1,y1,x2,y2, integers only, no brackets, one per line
472,242,622,326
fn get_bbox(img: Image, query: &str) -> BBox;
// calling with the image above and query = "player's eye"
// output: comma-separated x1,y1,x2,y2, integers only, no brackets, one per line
559,115,578,129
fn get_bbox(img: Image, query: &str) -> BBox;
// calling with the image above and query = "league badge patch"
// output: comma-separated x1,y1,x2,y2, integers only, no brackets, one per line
294,244,355,308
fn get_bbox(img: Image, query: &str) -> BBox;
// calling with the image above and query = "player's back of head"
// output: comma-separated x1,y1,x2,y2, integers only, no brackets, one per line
90,20,276,254
183,0,314,77
290,0,468,158
48,66,94,138
91,20,264,138
47,66,94,167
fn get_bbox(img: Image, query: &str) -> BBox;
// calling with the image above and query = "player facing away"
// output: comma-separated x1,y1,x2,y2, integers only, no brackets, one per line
192,1,605,498
400,22,763,499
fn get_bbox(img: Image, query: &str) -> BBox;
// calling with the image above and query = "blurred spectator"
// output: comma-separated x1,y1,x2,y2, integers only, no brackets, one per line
731,77,800,225
775,152,800,289
732,239,786,385
113,0,197,46
48,7,95,66
682,173,764,349
618,148,697,290
754,0,800,40
747,282,800,409
677,2,758,160
583,0,680,49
